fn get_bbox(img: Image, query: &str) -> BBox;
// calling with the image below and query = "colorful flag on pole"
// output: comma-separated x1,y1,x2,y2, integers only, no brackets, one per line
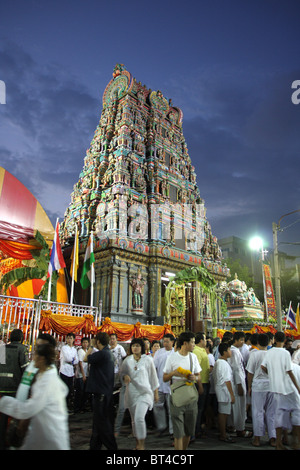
80,234,95,289
70,228,79,282
263,264,276,319
286,302,297,330
47,221,66,277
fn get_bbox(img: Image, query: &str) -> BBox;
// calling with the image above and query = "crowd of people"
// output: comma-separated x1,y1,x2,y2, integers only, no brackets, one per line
1,326,300,450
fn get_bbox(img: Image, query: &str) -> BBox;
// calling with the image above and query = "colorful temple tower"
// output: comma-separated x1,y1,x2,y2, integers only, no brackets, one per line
61,64,228,332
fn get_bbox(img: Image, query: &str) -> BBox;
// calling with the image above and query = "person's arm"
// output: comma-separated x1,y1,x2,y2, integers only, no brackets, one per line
261,365,268,374
287,370,300,393
195,372,203,394
225,380,235,403
163,368,185,382
247,372,254,396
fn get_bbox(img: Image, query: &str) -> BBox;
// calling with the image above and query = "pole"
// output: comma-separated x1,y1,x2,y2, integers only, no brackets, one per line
90,231,94,307
47,218,59,303
272,222,282,331
70,225,78,305
285,301,292,331
261,248,269,320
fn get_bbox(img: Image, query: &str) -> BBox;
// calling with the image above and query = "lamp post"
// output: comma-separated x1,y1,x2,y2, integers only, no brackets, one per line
249,236,268,319
272,209,300,332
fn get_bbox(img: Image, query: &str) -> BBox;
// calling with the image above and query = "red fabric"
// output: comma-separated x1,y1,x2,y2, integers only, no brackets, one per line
0,170,36,237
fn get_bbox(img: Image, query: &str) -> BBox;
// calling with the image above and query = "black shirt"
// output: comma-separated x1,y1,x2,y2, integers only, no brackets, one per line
86,345,114,396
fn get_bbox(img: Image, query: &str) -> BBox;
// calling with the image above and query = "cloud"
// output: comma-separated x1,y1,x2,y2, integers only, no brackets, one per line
0,39,99,223
178,67,300,250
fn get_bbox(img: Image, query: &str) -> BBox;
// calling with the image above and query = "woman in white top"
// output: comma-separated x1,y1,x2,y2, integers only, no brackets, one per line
0,342,70,450
120,338,159,450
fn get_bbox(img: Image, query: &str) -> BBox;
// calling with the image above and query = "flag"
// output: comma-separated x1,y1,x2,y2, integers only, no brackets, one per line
286,302,297,330
80,234,95,289
296,303,300,332
70,228,79,282
47,222,66,277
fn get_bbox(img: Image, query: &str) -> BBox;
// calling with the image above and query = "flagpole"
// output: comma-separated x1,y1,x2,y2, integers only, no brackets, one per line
70,225,78,305
285,301,292,331
90,231,94,307
47,218,59,303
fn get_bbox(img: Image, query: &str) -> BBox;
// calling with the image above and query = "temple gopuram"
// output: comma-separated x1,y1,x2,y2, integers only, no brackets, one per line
60,64,229,333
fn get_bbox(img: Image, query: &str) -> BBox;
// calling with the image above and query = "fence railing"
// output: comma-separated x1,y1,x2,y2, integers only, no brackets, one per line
0,294,99,349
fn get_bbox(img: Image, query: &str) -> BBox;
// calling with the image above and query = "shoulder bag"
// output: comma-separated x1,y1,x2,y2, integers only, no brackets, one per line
170,353,198,407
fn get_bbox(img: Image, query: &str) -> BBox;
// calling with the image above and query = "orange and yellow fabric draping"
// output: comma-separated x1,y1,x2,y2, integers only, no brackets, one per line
0,240,39,260
99,317,173,341
39,311,96,336
38,313,174,341
217,324,300,340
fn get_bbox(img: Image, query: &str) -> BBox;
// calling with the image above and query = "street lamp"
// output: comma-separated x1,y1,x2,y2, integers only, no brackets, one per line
272,209,300,332
249,236,269,319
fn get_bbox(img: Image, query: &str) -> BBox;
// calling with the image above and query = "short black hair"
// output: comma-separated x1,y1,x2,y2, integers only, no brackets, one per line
250,333,259,346
130,338,145,355
258,334,269,347
37,333,56,347
221,331,233,343
10,329,23,342
275,331,285,343
178,331,195,348
95,332,110,346
219,342,230,356
163,333,175,342
233,331,245,342
66,332,75,339
35,343,56,366
195,332,205,344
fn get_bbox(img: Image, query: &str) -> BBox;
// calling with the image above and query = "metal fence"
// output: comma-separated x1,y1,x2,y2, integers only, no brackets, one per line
0,294,99,349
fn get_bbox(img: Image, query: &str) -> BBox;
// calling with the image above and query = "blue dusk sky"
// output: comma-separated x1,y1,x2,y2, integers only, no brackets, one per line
0,0,300,259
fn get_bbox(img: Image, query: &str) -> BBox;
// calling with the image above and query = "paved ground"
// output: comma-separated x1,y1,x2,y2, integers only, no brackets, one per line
69,409,281,453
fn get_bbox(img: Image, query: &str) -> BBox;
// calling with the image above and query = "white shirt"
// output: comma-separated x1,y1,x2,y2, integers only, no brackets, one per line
246,349,270,392
261,347,295,395
77,348,89,378
0,367,70,450
213,359,233,403
163,351,201,382
59,345,79,377
292,349,300,365
228,345,246,388
110,343,127,374
154,347,175,393
120,354,159,410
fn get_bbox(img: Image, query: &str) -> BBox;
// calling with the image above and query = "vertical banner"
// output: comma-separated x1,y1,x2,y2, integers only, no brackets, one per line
263,264,276,319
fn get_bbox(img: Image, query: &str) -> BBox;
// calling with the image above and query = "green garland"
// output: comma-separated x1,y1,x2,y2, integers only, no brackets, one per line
0,230,59,300
164,266,217,324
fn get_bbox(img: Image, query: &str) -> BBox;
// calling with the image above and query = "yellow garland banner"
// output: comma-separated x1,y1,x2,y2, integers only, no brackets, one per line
217,324,300,340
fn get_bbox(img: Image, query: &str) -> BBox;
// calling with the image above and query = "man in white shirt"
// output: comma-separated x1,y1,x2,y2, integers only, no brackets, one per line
153,334,175,435
74,337,90,413
59,333,79,411
246,333,276,447
261,331,300,450
228,331,250,437
163,331,202,450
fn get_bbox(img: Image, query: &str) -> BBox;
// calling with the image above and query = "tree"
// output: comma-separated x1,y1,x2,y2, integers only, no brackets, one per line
224,258,254,288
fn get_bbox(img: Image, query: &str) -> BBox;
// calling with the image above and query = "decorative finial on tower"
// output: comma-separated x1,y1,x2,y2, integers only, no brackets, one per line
113,63,125,78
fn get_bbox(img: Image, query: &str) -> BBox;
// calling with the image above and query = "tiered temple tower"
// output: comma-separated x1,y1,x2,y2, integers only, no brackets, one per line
61,64,228,331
